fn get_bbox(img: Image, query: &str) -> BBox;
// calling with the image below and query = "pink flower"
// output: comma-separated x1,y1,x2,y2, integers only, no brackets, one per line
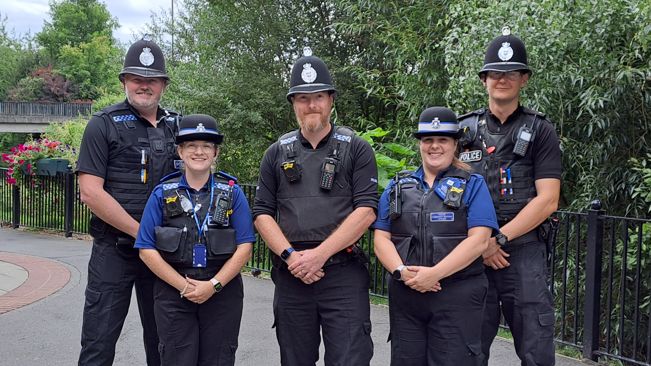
6,177,16,185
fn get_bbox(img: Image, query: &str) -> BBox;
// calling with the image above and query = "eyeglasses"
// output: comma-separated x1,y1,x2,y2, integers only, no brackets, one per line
486,71,523,81
182,142,216,152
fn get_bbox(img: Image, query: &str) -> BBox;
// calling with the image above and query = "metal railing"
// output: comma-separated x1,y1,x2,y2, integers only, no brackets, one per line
0,101,92,116
1,168,650,365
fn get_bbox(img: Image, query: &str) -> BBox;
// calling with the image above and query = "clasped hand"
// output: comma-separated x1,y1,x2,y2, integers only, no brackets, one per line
287,249,325,285
180,277,215,304
403,266,442,293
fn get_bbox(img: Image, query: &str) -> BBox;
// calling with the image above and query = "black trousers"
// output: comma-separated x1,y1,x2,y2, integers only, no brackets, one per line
481,241,556,366
271,260,373,366
78,239,159,366
154,274,243,366
388,274,487,366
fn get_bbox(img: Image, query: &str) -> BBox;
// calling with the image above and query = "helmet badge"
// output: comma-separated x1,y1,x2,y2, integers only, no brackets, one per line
431,117,440,129
498,42,513,61
196,123,206,132
139,47,155,66
301,63,317,83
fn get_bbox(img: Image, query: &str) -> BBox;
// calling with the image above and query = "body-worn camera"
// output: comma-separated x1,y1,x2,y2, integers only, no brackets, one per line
282,160,302,182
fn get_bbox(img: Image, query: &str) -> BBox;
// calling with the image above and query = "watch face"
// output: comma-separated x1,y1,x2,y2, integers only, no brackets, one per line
392,269,402,281
213,282,223,293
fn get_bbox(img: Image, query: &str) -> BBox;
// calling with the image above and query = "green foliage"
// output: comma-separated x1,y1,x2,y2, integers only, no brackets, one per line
37,0,118,61
359,127,417,189
42,117,88,163
92,93,124,111
7,76,45,101
631,155,651,213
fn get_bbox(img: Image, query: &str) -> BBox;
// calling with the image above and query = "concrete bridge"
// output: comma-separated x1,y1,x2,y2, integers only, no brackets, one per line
0,101,92,133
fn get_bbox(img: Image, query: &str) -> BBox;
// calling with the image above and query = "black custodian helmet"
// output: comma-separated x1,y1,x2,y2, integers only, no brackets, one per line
119,35,169,81
176,114,224,145
413,107,462,139
479,26,531,77
286,47,337,102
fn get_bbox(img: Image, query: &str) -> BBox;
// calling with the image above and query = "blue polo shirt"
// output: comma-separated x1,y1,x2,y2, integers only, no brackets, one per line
135,174,256,249
373,166,499,233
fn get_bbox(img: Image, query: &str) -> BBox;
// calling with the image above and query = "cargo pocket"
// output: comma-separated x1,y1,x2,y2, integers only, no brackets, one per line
205,228,236,259
538,312,555,337
82,288,105,341
154,226,185,263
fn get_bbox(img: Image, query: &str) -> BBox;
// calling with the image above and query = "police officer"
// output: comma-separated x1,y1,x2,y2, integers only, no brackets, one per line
458,28,562,366
77,36,180,365
374,107,498,366
252,48,377,366
135,114,255,366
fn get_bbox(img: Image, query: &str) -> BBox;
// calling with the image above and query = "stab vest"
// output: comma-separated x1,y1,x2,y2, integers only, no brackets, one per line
275,126,355,243
89,102,179,239
390,167,483,281
154,173,237,280
458,107,543,225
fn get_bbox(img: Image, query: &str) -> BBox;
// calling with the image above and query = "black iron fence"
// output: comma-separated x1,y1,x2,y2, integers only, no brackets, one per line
1,168,650,365
0,101,92,116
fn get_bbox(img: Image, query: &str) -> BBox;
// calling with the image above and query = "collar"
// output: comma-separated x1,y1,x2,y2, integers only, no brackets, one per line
178,175,212,192
123,99,166,123
297,123,334,149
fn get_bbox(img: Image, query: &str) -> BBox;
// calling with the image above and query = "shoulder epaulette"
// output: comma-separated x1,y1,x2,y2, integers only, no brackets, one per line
216,170,238,183
458,108,486,121
521,107,546,118
160,171,183,184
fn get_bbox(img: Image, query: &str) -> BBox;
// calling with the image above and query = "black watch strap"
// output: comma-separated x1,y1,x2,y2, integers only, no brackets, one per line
280,247,295,261
495,232,509,246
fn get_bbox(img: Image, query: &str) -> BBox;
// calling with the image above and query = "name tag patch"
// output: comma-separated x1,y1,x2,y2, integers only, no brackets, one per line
430,212,454,222
460,150,482,162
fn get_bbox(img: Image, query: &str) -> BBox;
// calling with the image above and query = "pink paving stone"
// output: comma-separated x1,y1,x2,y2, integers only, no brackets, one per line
0,252,70,314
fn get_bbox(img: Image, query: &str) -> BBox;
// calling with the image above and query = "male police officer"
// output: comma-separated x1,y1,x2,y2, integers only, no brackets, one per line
77,36,180,365
252,48,377,366
458,28,561,366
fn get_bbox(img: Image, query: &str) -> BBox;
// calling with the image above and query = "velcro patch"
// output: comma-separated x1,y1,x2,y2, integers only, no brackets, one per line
460,150,482,162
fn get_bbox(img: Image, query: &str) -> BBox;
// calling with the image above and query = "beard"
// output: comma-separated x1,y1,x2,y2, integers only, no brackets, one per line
298,112,331,134
125,86,161,112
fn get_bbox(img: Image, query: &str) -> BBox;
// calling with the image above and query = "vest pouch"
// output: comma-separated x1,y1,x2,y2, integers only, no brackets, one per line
154,226,186,263
205,228,236,258
391,234,415,265
430,234,466,267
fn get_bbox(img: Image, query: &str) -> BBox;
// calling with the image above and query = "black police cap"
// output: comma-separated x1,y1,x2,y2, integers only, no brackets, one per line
413,106,462,139
176,114,224,145
286,47,336,102
479,27,531,76
119,36,169,81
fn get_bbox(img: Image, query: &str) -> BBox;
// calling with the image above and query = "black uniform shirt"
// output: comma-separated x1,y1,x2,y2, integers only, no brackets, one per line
485,106,562,180
77,100,171,179
252,125,378,219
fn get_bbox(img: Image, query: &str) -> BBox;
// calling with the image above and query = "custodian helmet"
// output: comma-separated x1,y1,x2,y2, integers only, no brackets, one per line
479,27,531,77
119,36,169,81
286,47,336,102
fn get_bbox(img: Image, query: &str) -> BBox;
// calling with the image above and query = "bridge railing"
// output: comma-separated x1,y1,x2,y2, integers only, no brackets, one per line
0,101,92,117
1,167,650,365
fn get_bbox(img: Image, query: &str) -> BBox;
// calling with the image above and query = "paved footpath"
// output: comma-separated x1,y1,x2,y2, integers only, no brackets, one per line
0,228,592,365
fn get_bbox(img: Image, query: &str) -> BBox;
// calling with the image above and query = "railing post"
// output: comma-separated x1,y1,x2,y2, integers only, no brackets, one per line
11,184,20,228
583,199,605,361
63,172,74,237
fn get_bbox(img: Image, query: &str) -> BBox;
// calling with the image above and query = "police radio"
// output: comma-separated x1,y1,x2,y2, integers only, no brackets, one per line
389,178,402,220
320,158,337,190
513,125,534,157
211,181,234,226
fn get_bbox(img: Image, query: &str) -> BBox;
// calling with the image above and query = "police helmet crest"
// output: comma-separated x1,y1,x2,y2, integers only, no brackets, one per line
176,114,224,145
479,26,531,77
119,35,169,81
413,107,461,139
286,47,337,102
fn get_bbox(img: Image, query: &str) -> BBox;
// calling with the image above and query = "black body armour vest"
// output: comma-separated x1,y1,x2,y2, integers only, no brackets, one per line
275,126,355,243
390,167,484,281
154,174,237,280
89,102,179,239
459,108,542,225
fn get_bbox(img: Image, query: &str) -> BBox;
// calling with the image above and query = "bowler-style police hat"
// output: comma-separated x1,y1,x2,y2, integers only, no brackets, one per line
286,47,337,102
413,107,462,139
119,35,169,81
479,27,531,76
176,114,224,145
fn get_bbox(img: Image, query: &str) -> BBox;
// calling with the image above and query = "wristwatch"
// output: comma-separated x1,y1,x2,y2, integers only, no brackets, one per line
495,232,509,247
392,265,407,281
209,278,223,293
280,247,295,262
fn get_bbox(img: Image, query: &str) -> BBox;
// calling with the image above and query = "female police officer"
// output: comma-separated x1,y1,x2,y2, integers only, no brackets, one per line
135,114,255,366
373,107,499,366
